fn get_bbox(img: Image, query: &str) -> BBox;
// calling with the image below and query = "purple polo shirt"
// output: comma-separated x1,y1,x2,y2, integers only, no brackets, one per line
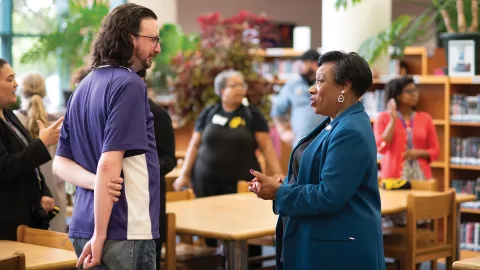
56,66,160,240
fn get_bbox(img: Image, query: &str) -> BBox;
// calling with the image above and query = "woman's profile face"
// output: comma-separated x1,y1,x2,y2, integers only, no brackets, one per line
397,82,419,108
0,64,18,109
221,75,247,105
309,62,342,117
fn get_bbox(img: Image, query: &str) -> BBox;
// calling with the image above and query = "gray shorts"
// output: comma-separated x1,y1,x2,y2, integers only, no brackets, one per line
70,238,156,270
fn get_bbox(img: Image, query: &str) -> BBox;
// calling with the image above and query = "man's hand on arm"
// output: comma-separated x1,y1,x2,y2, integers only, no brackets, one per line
53,156,123,202
77,151,124,269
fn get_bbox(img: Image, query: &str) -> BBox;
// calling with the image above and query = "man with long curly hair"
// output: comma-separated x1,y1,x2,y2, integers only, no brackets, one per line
52,3,161,269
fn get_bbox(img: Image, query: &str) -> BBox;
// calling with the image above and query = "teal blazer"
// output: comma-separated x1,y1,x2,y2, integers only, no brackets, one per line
275,102,386,270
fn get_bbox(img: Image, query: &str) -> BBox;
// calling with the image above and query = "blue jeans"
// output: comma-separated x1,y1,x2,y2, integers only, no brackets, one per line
70,238,156,270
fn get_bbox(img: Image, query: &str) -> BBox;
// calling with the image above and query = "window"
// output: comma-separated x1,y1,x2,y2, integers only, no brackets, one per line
2,0,127,107
13,0,57,34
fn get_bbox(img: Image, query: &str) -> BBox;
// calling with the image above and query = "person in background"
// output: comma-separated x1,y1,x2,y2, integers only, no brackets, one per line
0,58,63,240
173,69,284,262
271,49,327,146
374,76,440,182
14,72,67,233
52,3,161,269
137,68,176,270
248,51,385,270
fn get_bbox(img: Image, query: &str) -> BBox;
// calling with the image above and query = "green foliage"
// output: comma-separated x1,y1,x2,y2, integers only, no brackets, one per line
168,11,275,125
337,0,480,65
20,0,109,70
335,0,363,10
151,24,199,94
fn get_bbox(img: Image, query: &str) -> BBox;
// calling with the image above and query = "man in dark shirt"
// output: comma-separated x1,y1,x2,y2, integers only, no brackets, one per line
137,69,176,269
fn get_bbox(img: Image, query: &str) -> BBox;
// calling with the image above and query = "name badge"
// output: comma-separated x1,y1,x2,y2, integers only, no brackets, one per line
212,114,228,126
295,88,303,95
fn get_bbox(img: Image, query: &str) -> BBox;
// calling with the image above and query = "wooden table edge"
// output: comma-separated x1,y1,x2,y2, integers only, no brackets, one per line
176,228,276,241
453,261,480,270
29,260,78,270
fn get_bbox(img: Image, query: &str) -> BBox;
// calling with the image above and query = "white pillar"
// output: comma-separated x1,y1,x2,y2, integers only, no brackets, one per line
321,0,391,73
128,0,177,25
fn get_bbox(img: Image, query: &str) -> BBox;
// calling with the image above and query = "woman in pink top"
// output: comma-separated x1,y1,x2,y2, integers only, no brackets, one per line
374,76,440,181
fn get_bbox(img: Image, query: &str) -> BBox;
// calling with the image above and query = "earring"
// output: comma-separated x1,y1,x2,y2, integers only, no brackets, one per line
338,90,345,103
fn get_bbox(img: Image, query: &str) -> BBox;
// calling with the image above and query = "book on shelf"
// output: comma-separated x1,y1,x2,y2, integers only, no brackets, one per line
452,178,480,209
361,88,386,121
450,137,480,166
461,222,480,251
451,93,480,122
256,59,302,82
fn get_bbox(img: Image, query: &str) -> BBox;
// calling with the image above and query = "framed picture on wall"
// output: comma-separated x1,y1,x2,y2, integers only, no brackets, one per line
448,40,475,77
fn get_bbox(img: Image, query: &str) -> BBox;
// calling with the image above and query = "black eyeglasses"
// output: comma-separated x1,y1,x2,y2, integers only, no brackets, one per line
134,34,160,47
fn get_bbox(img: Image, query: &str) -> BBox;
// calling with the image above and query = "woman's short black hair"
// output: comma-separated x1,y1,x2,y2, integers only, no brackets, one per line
89,3,157,69
385,76,415,104
317,51,373,97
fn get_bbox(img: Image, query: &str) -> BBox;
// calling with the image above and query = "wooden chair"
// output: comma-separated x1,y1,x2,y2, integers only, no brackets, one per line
383,189,456,270
411,179,437,191
0,252,26,270
162,189,223,270
17,225,74,251
166,188,196,202
237,180,249,193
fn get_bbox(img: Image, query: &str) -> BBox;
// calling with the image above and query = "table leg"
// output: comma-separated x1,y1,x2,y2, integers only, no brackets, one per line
456,203,461,261
224,240,248,270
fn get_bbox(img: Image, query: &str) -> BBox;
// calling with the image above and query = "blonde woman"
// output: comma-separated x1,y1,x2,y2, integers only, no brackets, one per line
14,72,67,233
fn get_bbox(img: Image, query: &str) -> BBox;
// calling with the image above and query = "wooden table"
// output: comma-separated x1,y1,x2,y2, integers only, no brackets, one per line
380,189,476,215
167,190,476,270
453,256,480,269
167,193,275,270
0,241,77,270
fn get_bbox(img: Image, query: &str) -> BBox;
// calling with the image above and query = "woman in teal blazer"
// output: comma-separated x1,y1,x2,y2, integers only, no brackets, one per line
249,51,386,270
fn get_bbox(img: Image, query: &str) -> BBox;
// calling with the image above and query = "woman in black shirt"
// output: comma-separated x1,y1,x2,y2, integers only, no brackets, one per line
173,70,283,261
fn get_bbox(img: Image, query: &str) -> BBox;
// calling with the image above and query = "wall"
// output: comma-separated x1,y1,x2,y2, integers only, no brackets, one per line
176,0,322,48
129,0,177,25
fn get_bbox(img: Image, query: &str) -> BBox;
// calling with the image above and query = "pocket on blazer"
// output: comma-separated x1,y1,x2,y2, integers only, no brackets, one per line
312,236,356,242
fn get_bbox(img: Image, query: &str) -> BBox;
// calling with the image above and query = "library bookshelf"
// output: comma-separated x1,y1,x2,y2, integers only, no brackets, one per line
368,75,451,192
368,75,480,259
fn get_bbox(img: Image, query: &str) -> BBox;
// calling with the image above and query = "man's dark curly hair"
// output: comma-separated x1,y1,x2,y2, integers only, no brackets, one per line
89,3,157,69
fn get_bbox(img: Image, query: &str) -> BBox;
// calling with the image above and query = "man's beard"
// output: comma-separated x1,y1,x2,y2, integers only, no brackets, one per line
134,48,153,70
300,69,315,85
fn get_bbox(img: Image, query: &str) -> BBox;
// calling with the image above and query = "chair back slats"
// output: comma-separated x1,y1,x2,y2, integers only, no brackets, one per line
16,225,74,251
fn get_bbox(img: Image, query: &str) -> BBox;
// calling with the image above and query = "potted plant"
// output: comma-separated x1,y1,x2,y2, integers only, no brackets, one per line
167,11,276,127
150,23,199,95
335,0,479,74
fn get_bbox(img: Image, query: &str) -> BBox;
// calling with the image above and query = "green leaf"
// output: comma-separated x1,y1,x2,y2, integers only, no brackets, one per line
20,0,109,71
335,0,363,10
358,15,414,64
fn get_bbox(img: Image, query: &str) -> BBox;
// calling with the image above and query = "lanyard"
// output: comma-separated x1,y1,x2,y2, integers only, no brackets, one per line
397,111,414,132
96,65,133,72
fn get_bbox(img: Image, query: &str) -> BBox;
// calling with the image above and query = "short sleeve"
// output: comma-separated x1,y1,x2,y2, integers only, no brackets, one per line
56,98,73,160
194,106,213,132
250,105,269,133
102,80,149,154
